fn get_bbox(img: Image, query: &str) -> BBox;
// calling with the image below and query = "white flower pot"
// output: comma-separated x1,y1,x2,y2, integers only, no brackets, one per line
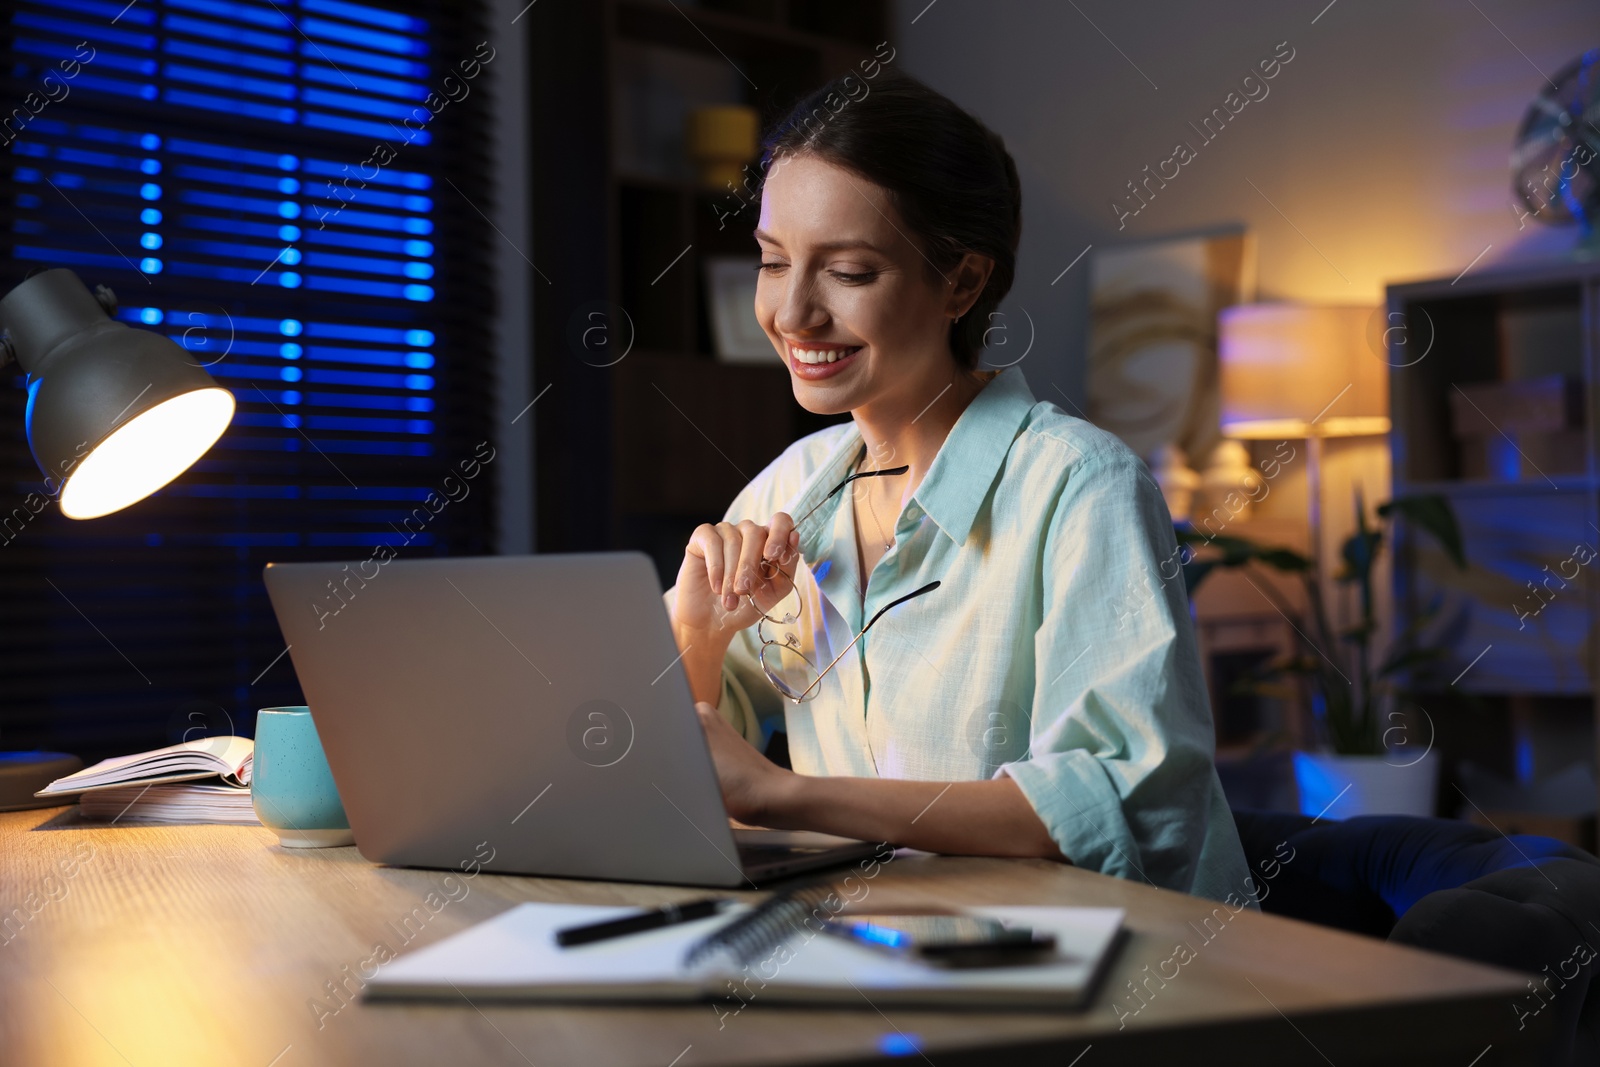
1293,749,1439,819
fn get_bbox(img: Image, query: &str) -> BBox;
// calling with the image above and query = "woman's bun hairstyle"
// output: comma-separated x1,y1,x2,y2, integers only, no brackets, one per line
761,68,1022,371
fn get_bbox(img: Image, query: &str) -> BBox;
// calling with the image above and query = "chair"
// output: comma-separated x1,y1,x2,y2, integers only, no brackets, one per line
1231,809,1600,1066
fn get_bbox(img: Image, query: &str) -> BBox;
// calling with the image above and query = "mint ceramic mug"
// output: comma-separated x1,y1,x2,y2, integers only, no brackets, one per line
252,706,355,848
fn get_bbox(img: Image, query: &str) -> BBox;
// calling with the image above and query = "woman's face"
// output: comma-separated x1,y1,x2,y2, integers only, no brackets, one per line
753,154,972,416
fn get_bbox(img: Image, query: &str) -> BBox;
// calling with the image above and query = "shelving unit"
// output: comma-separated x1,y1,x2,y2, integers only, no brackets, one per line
526,0,886,583
1386,258,1600,833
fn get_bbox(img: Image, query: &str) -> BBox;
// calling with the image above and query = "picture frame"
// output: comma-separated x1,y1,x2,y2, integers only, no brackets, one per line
1087,226,1256,467
704,255,773,363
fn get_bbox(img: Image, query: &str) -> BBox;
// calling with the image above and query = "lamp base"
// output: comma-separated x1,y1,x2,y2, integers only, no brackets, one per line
0,752,83,811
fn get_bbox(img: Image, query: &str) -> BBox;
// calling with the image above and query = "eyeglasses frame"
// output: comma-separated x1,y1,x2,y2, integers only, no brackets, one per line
743,461,939,703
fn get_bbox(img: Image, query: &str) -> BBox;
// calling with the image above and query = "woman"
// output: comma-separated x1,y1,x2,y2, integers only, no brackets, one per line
664,70,1252,903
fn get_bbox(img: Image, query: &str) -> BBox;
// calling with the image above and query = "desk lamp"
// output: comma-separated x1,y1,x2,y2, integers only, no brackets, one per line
0,268,235,809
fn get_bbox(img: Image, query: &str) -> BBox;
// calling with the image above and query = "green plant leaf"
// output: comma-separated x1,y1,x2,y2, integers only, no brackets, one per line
1341,485,1377,578
1375,645,1447,678
1379,495,1467,569
1254,547,1313,572
1173,527,1313,595
1341,530,1382,581
1175,528,1311,570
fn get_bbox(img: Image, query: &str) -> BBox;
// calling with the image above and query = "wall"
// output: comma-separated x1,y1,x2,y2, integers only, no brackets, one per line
489,0,535,553
893,0,1600,404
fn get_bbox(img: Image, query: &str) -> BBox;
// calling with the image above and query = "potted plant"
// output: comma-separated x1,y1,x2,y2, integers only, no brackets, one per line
1177,491,1468,817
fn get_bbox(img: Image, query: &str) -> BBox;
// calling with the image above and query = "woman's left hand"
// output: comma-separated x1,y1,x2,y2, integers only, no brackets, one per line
694,701,791,826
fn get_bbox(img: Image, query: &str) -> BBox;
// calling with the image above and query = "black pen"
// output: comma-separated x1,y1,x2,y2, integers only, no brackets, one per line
555,898,729,947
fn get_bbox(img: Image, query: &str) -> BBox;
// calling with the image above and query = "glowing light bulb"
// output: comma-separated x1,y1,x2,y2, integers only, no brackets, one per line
59,388,235,519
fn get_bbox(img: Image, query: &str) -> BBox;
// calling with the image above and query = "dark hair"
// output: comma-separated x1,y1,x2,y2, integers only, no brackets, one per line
760,68,1022,371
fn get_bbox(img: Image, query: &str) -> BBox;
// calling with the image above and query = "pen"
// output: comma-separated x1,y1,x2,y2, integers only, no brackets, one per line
555,897,729,947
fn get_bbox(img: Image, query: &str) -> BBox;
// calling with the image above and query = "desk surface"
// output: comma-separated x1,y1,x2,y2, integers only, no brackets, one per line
0,807,1549,1067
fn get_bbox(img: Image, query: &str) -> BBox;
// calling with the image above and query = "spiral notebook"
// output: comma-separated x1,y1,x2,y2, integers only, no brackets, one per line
365,900,1125,1009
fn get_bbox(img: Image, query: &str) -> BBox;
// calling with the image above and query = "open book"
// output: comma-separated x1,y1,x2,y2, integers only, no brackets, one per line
36,736,254,797
77,783,259,825
366,901,1124,1010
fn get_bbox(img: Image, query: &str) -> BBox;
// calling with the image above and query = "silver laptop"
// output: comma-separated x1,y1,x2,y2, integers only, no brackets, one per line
262,552,883,887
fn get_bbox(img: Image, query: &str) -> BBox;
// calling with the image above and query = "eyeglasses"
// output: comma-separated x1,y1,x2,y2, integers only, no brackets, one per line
745,461,939,703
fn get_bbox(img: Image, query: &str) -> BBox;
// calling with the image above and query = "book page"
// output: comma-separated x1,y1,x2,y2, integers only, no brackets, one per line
37,736,255,795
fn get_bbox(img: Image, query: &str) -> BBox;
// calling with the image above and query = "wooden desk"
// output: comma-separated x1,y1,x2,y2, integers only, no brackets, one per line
0,807,1550,1066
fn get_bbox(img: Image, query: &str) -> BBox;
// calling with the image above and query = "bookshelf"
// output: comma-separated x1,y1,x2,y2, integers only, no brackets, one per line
526,0,886,583
1386,258,1600,834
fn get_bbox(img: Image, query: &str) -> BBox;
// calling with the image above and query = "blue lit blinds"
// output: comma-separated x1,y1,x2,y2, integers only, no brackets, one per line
13,0,436,135
17,133,436,300
8,0,451,484
0,0,496,756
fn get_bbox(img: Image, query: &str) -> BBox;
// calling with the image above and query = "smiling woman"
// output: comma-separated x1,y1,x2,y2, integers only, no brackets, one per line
662,70,1255,904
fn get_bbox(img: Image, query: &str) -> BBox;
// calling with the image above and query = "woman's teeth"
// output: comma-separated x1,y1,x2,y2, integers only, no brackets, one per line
791,346,859,364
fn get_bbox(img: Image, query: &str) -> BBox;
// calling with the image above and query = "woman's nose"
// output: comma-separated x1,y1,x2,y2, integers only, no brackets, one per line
773,275,828,336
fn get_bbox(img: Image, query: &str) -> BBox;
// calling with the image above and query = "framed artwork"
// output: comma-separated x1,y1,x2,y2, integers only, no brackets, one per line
704,255,773,364
1087,227,1256,467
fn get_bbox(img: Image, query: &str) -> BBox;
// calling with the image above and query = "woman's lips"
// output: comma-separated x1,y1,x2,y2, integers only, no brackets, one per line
786,344,862,381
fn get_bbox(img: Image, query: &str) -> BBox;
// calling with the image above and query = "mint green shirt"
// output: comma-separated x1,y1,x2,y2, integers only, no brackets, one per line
664,366,1253,904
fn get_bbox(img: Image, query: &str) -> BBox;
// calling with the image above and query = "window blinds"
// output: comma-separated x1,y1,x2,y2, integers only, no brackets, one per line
0,0,497,760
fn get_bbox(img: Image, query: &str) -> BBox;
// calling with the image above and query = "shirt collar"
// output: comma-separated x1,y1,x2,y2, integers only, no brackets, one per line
787,366,1037,560
788,429,868,568
913,366,1036,545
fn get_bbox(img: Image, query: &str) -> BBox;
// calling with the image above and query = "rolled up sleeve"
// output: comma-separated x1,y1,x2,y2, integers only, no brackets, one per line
1001,451,1232,899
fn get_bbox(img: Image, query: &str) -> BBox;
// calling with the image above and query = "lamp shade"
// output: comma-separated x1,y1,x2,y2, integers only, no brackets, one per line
1,268,235,519
1217,303,1389,439
686,105,760,189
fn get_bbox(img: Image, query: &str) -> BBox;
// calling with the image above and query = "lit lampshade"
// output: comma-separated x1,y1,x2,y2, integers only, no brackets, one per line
1,268,235,518
1217,303,1389,440
686,105,759,190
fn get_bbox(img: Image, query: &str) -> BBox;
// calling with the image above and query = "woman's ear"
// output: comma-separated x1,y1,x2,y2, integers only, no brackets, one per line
945,251,994,321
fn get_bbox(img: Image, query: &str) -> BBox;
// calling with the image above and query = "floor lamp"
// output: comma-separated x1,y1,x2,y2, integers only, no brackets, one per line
1216,303,1389,736
0,268,235,809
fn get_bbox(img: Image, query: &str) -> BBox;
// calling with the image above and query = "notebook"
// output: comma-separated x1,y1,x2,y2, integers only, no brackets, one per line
365,901,1125,1009
36,736,254,797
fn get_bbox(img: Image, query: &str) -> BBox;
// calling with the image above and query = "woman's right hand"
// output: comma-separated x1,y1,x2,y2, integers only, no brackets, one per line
672,515,801,638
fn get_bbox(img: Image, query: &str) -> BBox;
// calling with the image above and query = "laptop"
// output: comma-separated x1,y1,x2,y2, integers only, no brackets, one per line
262,552,884,887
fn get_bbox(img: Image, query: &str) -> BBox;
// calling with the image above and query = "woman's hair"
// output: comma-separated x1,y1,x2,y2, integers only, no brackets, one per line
760,68,1022,371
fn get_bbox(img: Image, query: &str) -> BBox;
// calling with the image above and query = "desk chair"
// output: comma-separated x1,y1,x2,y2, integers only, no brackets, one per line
1231,809,1600,1066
